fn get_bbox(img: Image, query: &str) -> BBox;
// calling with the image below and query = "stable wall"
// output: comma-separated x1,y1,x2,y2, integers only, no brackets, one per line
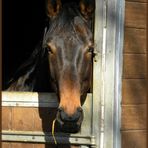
121,0,147,147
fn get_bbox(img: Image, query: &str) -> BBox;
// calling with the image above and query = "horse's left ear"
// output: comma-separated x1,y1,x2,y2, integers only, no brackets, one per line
79,0,95,20
46,0,62,19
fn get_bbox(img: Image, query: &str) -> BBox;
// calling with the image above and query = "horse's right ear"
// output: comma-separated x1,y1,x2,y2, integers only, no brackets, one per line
79,0,95,20
46,0,62,19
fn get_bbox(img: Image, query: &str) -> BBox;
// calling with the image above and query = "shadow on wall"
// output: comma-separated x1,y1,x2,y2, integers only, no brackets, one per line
38,93,79,148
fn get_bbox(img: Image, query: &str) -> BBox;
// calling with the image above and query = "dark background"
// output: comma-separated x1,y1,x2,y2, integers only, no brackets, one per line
2,0,46,89
2,0,80,90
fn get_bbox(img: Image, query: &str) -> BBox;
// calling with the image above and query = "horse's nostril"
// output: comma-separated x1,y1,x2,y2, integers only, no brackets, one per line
77,107,83,112
59,109,82,122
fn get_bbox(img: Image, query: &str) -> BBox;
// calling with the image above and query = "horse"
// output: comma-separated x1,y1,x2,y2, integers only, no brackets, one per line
7,0,95,133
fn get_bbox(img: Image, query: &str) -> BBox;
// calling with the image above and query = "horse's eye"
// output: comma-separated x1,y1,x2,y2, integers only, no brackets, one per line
88,47,94,53
46,47,53,53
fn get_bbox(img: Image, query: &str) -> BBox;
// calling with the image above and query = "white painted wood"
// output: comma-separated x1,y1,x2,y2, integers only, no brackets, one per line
104,0,116,146
2,91,58,107
2,130,95,145
80,94,92,148
114,0,125,148
2,91,57,102
103,0,124,148
2,91,92,108
92,0,104,148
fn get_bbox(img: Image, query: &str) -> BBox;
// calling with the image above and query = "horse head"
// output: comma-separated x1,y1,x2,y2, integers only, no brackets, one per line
44,0,94,132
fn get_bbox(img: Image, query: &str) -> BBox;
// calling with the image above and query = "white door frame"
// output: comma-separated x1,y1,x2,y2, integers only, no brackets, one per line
93,0,125,147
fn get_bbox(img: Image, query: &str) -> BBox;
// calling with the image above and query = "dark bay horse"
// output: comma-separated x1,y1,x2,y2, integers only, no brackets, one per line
7,0,95,133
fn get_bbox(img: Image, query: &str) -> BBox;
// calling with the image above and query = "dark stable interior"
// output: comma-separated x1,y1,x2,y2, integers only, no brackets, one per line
3,0,45,89
2,0,87,91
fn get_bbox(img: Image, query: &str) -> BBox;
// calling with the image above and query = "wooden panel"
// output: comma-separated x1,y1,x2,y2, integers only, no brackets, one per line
2,107,12,130
34,144,57,148
12,108,34,131
126,0,147,2
123,54,147,78
33,108,57,132
1,143,78,148
11,143,34,148
121,105,147,130
125,2,146,28
124,28,146,53
122,130,147,148
2,142,10,148
33,108,43,131
34,144,79,148
122,79,147,104
11,107,56,132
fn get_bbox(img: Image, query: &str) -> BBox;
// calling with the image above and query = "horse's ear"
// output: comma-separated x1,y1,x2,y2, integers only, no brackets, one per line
79,0,95,19
46,0,62,18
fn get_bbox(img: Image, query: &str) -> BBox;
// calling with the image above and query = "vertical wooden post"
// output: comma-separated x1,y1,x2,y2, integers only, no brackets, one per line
113,0,125,148
92,0,104,148
93,0,124,148
104,0,124,148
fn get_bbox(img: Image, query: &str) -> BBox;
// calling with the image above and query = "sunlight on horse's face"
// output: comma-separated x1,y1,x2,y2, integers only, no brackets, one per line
6,0,94,133
46,19,93,132
44,0,94,133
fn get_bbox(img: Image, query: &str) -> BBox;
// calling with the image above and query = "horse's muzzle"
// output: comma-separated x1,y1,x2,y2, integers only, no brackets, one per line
56,107,84,133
